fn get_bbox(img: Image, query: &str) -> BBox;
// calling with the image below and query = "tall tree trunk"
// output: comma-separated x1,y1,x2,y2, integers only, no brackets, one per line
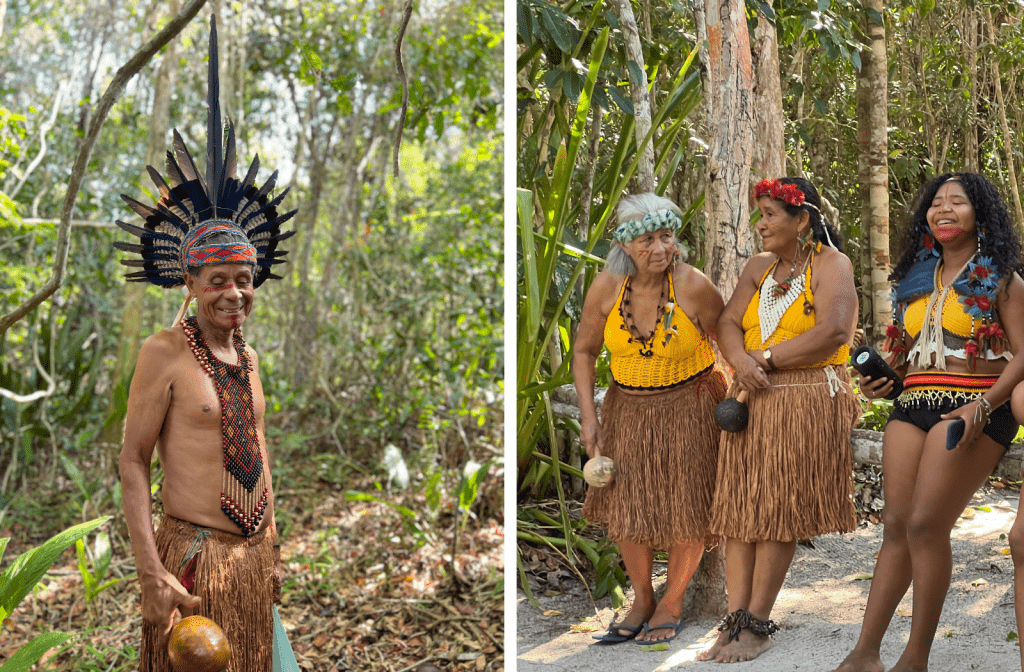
962,9,980,173
99,0,181,453
857,0,891,347
611,0,655,192
689,0,757,621
985,8,1024,235
750,2,784,183
695,0,756,298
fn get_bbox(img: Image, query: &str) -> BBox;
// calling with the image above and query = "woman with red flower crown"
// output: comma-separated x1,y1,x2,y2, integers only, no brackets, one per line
697,176,862,663
832,172,1024,672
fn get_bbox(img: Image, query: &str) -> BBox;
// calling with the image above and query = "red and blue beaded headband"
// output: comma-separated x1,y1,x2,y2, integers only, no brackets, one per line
181,221,257,273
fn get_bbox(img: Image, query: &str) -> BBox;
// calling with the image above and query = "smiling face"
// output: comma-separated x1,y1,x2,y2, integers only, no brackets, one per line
755,196,809,255
185,263,255,333
927,180,977,244
622,227,677,274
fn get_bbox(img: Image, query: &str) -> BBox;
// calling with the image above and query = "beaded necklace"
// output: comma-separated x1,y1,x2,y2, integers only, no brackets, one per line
182,316,268,537
620,274,667,357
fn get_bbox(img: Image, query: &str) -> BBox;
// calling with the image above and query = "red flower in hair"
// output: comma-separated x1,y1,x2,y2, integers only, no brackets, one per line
753,179,808,208
970,266,990,281
923,234,934,249
886,324,902,340
778,183,805,206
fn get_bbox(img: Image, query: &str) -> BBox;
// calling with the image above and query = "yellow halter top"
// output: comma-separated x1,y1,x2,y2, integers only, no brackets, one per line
903,286,977,339
604,271,716,389
741,256,848,367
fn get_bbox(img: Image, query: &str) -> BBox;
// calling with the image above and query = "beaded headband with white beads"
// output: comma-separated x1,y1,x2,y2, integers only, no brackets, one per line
612,208,683,243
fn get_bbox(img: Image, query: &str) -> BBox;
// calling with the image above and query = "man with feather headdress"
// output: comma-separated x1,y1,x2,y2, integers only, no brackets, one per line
116,17,295,671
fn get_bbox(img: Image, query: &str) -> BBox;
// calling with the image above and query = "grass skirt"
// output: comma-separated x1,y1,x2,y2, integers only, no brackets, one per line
140,515,274,672
708,366,861,543
582,368,727,549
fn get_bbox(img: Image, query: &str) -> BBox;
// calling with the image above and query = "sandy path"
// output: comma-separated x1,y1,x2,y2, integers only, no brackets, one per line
517,488,1021,671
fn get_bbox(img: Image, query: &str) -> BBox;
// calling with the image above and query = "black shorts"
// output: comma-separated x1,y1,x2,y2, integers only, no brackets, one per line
887,371,1019,449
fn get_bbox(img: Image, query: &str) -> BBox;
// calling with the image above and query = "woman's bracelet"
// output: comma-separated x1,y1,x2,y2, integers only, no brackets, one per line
974,397,993,426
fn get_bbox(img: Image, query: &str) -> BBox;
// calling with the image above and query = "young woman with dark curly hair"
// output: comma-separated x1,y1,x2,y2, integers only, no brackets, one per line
832,172,1024,672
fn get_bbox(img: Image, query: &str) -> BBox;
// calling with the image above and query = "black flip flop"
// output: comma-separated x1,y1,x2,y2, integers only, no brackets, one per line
635,621,686,645
592,622,644,644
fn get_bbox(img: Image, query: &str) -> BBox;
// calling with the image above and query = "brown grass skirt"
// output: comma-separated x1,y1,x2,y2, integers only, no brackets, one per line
708,366,861,543
582,368,727,549
140,515,274,672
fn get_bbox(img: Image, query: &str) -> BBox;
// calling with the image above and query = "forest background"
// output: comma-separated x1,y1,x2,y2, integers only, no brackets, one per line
516,0,1024,617
0,0,504,671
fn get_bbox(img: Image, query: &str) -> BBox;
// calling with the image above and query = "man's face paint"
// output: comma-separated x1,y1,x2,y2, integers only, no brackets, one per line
187,264,255,333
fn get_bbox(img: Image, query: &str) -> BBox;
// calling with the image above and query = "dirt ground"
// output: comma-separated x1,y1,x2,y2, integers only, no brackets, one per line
517,487,1021,672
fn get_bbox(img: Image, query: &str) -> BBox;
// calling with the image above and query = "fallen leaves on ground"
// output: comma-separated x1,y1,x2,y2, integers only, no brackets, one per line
0,471,503,672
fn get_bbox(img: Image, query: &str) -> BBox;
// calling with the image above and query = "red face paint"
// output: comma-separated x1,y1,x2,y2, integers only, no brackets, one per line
931,227,970,243
202,284,235,293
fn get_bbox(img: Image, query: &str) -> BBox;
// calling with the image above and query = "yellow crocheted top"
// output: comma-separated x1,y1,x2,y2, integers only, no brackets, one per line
903,287,978,339
604,271,716,389
741,260,848,367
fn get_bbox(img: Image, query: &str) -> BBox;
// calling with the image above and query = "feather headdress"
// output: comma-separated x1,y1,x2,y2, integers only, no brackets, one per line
113,17,296,293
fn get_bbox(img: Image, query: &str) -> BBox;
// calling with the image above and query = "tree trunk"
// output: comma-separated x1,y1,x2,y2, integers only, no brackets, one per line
985,8,1024,236
750,2,784,184
611,0,655,192
857,0,891,347
99,0,182,453
695,0,756,298
962,9,980,173
689,0,757,620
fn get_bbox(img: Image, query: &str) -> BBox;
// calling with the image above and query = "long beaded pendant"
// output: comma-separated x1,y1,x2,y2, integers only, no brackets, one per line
182,317,268,537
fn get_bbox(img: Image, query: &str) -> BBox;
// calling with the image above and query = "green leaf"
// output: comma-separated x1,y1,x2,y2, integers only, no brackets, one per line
344,490,417,518
854,573,874,581
425,472,443,511
866,7,884,26
75,539,96,598
562,71,584,103
626,60,645,87
1008,631,1019,641
817,0,830,11
607,86,634,115
0,517,109,627
59,452,87,499
458,463,488,512
541,7,574,53
639,643,669,651
0,631,75,672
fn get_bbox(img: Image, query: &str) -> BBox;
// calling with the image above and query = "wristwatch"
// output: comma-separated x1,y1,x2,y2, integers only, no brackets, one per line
763,349,778,371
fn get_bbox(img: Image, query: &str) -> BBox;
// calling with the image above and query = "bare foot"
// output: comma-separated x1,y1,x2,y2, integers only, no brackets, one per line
714,629,771,663
887,656,927,672
829,648,885,672
696,629,730,661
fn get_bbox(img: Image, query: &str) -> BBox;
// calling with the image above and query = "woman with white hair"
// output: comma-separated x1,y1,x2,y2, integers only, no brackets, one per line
574,193,727,644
